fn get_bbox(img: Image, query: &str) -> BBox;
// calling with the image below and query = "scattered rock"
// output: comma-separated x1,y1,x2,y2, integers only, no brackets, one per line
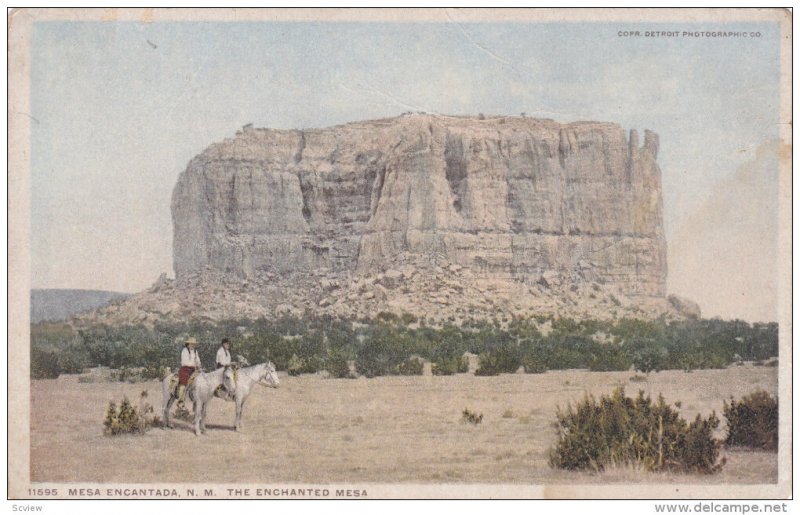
539,270,562,288
668,295,702,319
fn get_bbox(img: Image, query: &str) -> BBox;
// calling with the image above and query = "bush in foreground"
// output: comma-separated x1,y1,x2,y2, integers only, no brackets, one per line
549,388,722,474
723,390,778,451
103,391,159,436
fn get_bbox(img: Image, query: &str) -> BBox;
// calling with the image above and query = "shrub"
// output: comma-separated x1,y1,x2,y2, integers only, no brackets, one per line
355,329,407,378
462,408,483,425
287,354,325,376
475,342,521,376
400,312,418,325
103,391,159,436
521,353,547,374
723,390,778,451
287,354,304,376
31,347,61,379
626,338,668,374
325,349,354,379
398,357,424,376
589,345,632,372
539,335,595,370
432,355,469,375
549,388,722,474
376,311,398,323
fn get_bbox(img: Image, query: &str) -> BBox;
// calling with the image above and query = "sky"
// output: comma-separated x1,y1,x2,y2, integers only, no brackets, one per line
28,17,783,321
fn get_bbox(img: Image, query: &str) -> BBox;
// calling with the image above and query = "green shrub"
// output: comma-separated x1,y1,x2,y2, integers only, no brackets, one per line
539,335,595,370
474,353,501,376
287,354,304,376
549,387,722,474
103,391,159,436
432,355,469,375
31,347,61,379
355,328,408,378
325,349,354,379
397,357,424,376
475,341,521,376
521,353,547,374
626,338,668,374
287,353,325,376
723,390,778,451
589,345,632,372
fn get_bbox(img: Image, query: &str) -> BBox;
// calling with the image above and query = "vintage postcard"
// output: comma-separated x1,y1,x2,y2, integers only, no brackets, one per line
7,7,792,504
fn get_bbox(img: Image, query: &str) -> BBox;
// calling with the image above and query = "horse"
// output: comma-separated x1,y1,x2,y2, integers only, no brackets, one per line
161,366,237,436
230,362,280,432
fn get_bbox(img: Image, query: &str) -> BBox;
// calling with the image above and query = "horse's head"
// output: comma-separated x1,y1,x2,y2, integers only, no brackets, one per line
222,366,237,395
261,362,280,388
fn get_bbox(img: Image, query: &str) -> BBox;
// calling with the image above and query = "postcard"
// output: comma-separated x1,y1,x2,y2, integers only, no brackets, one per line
8,7,792,503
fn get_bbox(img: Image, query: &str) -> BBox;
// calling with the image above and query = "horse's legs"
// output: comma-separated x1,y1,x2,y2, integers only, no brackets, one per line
163,396,175,429
200,403,208,433
235,397,247,432
193,400,203,436
162,381,175,429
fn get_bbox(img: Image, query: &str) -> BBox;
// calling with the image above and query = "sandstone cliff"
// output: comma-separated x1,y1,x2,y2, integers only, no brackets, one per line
82,114,685,326
173,114,666,297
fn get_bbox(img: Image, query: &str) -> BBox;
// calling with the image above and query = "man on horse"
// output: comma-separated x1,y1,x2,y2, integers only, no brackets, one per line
214,337,234,399
177,336,203,408
216,337,232,369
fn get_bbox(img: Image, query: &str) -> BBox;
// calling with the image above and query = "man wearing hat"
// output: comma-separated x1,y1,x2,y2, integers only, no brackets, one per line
177,337,203,408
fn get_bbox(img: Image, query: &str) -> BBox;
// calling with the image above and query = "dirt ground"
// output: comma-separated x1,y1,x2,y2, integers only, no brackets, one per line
30,365,778,485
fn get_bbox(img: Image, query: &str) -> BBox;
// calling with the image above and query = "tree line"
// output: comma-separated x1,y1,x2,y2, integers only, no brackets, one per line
30,313,779,380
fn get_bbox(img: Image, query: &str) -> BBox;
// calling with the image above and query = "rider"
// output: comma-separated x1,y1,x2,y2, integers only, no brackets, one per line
214,338,233,399
216,338,232,369
177,336,202,408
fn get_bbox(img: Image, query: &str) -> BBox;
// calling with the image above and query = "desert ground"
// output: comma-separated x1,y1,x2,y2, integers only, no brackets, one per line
30,365,778,486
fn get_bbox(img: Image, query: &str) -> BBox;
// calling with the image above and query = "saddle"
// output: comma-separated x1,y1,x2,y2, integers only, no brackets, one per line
168,370,199,395
213,366,238,401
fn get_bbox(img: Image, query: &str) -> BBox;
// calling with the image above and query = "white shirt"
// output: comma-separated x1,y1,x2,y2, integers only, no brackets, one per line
181,347,202,368
216,346,231,367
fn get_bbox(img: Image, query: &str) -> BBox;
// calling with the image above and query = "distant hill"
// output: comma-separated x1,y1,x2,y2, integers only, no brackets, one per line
30,289,131,323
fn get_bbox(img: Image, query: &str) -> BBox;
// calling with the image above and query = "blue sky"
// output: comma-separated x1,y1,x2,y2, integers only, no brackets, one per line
29,20,782,320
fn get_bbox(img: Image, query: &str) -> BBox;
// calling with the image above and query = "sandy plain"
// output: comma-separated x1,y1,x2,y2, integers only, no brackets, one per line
30,365,778,486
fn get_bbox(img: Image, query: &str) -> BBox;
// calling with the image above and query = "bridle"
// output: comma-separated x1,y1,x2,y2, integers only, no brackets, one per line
240,364,279,388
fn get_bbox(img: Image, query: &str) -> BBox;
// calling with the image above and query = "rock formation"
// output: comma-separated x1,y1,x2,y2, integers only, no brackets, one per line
83,114,688,326
173,113,666,297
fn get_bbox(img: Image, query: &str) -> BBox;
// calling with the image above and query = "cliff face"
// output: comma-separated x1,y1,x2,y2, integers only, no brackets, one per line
173,114,666,298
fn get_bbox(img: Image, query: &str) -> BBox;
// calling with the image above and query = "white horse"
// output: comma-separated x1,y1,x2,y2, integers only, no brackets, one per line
231,362,280,432
161,366,237,436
